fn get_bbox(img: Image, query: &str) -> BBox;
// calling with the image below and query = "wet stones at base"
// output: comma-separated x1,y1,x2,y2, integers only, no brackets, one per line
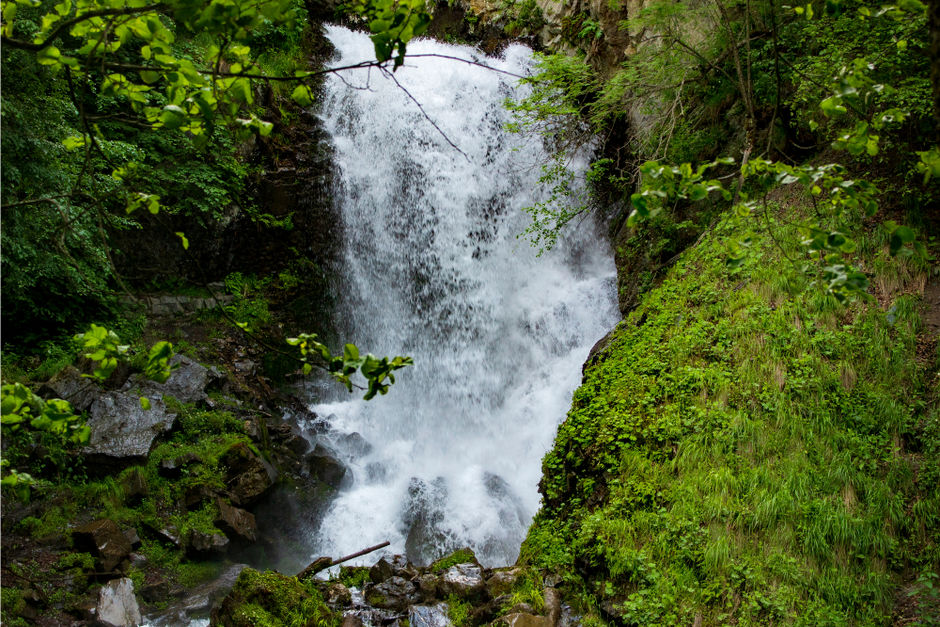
211,548,569,627
94,577,142,627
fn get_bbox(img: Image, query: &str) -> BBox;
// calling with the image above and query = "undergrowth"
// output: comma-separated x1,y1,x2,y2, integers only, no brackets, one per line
522,195,939,624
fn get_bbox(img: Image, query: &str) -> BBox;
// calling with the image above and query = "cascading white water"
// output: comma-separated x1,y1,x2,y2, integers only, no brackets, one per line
308,25,619,567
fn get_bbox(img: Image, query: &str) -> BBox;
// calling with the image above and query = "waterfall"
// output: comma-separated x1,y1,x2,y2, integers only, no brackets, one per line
308,25,619,568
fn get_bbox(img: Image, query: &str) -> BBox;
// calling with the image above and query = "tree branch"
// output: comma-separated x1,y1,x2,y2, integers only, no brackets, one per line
1,3,166,51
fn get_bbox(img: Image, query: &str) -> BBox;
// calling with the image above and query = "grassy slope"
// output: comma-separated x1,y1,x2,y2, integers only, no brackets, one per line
521,194,939,624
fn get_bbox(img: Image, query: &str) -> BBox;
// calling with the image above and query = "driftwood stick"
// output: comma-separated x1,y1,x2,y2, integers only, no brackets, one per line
298,541,391,580
330,541,391,567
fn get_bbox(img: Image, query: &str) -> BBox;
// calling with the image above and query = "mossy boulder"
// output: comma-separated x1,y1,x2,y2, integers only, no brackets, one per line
210,568,339,627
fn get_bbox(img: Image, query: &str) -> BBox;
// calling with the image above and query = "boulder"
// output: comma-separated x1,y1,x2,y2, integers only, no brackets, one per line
73,519,133,572
403,477,450,566
122,354,214,405
215,499,257,542
365,576,420,610
416,574,441,601
158,452,202,478
336,432,373,457
120,468,149,505
368,557,395,584
38,366,100,413
84,392,177,463
544,588,562,626
500,614,553,627
486,569,523,597
306,444,348,489
327,583,352,606
440,563,485,598
145,563,246,625
409,603,451,627
220,442,277,506
95,577,141,627
186,529,229,555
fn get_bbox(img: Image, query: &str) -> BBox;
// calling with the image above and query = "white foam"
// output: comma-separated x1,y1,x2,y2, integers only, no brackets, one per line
309,26,619,567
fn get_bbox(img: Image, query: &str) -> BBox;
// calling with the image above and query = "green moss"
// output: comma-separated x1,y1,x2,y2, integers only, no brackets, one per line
337,566,371,588
0,587,29,627
430,548,477,573
17,507,72,543
446,594,472,627
524,205,939,624
213,568,340,627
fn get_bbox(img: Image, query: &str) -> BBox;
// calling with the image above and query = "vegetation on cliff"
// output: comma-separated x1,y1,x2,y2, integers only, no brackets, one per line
507,0,940,622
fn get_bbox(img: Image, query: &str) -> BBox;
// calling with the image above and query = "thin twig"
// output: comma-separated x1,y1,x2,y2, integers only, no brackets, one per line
379,66,470,161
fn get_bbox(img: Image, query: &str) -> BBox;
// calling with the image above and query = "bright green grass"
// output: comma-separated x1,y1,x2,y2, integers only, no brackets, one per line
522,203,939,625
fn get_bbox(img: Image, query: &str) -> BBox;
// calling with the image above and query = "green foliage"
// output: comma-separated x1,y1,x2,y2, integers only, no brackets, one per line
215,568,340,627
0,383,89,497
446,594,472,627
287,333,413,400
429,548,477,572
526,198,938,622
346,0,431,69
500,0,544,36
337,566,371,588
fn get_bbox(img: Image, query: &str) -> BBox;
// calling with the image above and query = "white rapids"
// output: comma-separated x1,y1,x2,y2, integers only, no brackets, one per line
306,25,620,568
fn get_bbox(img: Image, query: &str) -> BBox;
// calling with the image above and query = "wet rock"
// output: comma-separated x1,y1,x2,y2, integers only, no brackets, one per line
342,614,365,627
486,569,523,597
544,588,562,626
73,519,133,572
369,557,396,584
221,442,277,505
144,563,246,626
184,483,218,510
123,528,142,549
142,522,181,547
120,468,149,505
95,577,141,627
327,583,352,606
337,432,373,457
38,366,100,413
366,576,420,610
307,444,348,489
409,603,451,627
158,452,202,478
215,499,257,542
440,563,485,598
403,477,450,566
186,529,229,555
122,354,213,405
500,613,553,627
416,574,441,601
84,392,177,464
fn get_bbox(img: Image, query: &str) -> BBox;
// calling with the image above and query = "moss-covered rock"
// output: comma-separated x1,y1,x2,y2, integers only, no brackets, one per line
210,567,339,627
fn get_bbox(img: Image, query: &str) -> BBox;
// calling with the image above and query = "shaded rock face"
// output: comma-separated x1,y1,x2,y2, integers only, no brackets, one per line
215,499,258,542
220,442,277,505
144,564,247,626
73,519,133,572
122,354,217,405
84,392,177,464
307,443,349,489
37,366,100,412
95,577,142,627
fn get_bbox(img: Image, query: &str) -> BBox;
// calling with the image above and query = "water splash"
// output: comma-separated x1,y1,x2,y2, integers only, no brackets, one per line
308,25,619,567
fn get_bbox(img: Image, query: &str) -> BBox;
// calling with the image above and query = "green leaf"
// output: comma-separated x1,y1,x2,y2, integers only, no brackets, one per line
291,85,313,107
175,231,189,250
140,397,151,410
